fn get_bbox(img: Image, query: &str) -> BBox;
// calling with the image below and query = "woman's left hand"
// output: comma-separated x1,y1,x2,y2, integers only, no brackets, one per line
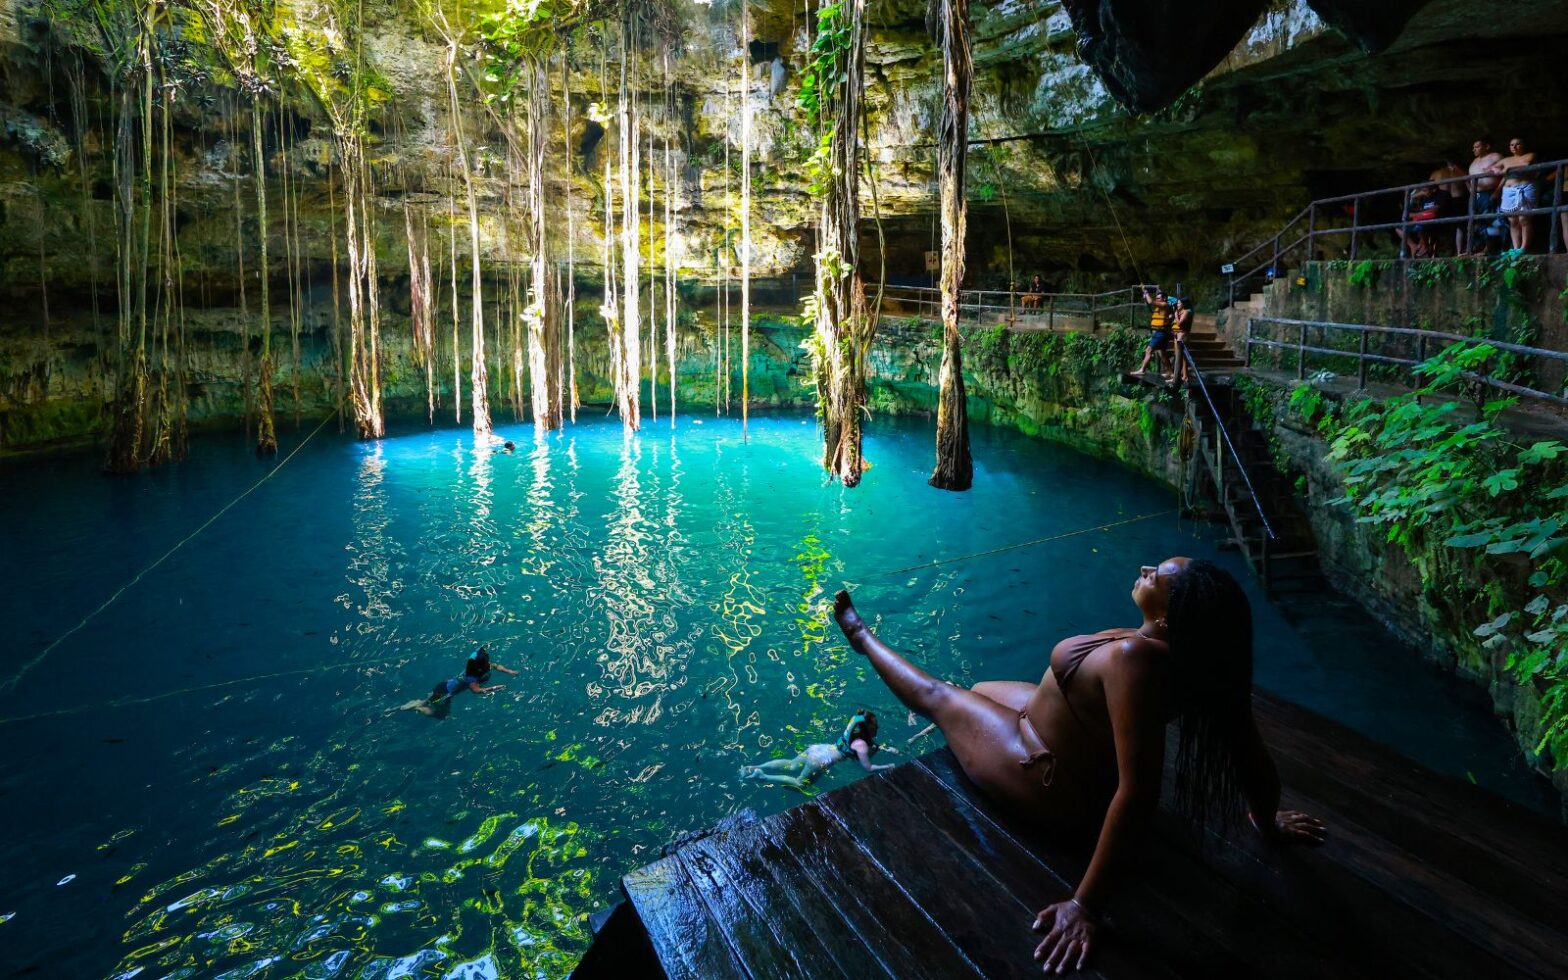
1252,809,1328,846
1031,900,1095,973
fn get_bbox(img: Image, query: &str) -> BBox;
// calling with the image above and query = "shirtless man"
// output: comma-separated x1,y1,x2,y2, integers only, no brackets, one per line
1492,137,1538,251
1466,139,1503,254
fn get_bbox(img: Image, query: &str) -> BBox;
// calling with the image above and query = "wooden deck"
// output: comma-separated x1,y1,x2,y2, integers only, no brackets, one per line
571,691,1568,979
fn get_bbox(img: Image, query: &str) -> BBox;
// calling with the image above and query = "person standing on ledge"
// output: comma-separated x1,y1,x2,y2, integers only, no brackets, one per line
1493,137,1539,252
830,559,1326,974
398,645,517,718
1132,287,1173,377
739,709,897,790
1467,138,1503,254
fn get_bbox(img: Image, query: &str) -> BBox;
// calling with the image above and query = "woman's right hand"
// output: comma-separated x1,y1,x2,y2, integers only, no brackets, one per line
1031,900,1096,973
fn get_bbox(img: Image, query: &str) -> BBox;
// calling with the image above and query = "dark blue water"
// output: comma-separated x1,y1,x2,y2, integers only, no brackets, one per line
0,411,1553,978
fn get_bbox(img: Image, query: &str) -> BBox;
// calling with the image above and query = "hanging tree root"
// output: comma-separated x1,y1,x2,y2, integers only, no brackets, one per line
256,355,278,456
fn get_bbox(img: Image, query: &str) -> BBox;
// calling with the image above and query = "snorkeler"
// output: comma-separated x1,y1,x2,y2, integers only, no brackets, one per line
739,710,898,790
398,645,518,718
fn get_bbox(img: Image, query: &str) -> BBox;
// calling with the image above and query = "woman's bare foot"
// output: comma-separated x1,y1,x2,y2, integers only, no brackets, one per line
834,590,870,652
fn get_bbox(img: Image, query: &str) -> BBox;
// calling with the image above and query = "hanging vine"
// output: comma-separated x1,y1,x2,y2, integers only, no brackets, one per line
799,0,873,486
927,0,973,491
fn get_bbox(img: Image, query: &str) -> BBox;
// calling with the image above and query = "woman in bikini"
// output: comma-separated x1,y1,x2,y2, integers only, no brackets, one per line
831,557,1325,974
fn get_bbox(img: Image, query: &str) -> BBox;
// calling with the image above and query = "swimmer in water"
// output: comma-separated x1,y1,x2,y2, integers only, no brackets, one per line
398,645,517,718
496,440,516,454
739,710,897,789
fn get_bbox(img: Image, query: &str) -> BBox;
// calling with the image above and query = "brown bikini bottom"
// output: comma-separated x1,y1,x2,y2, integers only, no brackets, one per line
1017,708,1058,787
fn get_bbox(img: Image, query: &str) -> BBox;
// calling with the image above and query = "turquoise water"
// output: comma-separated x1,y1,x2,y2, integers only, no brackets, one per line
0,411,1554,978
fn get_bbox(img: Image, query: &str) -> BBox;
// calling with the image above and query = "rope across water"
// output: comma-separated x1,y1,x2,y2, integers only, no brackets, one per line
0,401,346,698
2,422,1174,723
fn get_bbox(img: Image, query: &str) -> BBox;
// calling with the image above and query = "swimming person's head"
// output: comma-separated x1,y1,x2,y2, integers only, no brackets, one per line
848,710,878,745
1146,558,1255,831
467,645,490,676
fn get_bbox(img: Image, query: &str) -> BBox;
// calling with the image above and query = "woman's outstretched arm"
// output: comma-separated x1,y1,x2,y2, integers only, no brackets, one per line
1233,706,1328,845
1032,639,1169,974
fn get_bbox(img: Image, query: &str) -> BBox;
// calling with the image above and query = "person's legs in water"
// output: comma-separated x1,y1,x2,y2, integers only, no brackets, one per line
832,590,1029,796
740,752,818,789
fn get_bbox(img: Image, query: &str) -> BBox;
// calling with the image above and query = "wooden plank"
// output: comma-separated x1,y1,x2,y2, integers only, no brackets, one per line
1143,754,1531,980
679,822,878,980
818,771,1069,978
760,802,986,980
1259,718,1568,928
1272,785,1568,978
1254,693,1568,883
700,819,896,979
905,753,1350,979
622,857,750,980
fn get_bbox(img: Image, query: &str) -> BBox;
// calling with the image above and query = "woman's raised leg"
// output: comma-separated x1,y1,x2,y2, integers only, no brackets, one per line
833,590,1029,791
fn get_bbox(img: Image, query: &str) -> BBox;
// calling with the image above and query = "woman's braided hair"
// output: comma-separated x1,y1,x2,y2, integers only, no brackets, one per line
1164,559,1253,831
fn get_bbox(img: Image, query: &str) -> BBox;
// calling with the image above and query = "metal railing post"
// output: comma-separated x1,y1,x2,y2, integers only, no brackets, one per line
1350,197,1361,261
1358,328,1369,390
1297,321,1308,380
1243,316,1253,368
1414,334,1426,404
1465,175,1478,256
1397,188,1412,260
1552,166,1564,255
1306,203,1317,261
1048,295,1056,332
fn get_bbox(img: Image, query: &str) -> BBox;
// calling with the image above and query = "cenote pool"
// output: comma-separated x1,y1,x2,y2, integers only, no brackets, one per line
0,412,1555,978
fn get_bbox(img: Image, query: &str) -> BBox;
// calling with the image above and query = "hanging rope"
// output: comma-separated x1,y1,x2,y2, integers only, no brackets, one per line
1072,124,1144,287
1,400,347,696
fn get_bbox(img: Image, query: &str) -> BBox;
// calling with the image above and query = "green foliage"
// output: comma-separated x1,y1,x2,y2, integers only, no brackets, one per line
1347,259,1384,288
1406,260,1455,288
1303,342,1568,770
796,1,853,196
1474,248,1539,292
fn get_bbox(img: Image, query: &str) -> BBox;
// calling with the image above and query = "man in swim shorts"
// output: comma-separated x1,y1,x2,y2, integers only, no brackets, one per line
1467,138,1503,254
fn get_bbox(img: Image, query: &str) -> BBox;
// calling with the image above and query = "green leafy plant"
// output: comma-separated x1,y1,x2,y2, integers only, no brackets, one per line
1304,342,1568,770
1406,260,1454,288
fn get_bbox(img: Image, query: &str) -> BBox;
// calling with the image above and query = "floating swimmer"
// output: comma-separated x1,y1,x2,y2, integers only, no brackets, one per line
739,710,897,790
397,645,517,718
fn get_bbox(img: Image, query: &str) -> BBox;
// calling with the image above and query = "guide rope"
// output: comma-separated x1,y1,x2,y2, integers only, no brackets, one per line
862,508,1175,582
0,400,346,697
2,479,1174,722
0,655,410,727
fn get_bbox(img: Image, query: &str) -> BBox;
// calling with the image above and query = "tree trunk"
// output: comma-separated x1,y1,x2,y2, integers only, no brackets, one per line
928,0,974,491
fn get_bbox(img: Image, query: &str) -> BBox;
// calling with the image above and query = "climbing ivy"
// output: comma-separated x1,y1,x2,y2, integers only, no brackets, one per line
1289,343,1568,771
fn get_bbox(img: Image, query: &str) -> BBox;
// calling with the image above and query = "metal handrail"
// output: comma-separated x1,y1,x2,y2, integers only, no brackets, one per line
878,282,1162,332
1224,156,1568,305
1245,315,1568,407
1180,343,1277,541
